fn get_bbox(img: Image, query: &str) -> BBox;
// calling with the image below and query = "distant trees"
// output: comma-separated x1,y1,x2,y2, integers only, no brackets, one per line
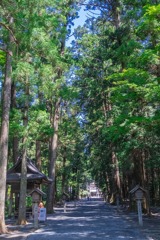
71,0,160,204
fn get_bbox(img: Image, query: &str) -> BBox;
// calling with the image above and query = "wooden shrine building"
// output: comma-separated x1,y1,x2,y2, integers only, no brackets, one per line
7,156,52,213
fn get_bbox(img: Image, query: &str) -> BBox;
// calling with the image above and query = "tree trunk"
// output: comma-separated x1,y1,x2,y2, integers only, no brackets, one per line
112,0,121,30
47,99,60,213
8,190,13,217
132,148,146,186
46,21,66,212
112,150,121,192
17,79,29,225
36,140,41,171
62,146,67,194
12,136,19,163
11,81,19,163
108,149,121,204
103,94,121,202
0,17,13,234
17,148,27,225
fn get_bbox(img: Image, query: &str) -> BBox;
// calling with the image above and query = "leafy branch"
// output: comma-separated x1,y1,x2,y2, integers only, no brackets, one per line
0,22,18,44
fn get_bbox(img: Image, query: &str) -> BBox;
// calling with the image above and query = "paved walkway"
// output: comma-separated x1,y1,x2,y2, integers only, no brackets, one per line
1,199,159,240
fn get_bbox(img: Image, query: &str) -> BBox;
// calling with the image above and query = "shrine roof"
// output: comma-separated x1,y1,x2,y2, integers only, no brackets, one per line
7,156,52,185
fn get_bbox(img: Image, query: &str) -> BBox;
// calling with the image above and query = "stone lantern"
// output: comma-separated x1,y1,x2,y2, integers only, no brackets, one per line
130,185,146,226
135,189,144,200
29,188,45,203
29,188,46,228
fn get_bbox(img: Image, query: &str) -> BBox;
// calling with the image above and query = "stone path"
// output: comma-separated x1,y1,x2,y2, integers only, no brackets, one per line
1,199,159,240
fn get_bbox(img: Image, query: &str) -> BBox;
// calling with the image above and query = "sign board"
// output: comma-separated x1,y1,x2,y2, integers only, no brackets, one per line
38,208,46,221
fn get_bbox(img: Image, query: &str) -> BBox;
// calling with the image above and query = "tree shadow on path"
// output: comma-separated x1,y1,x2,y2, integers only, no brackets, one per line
26,199,148,240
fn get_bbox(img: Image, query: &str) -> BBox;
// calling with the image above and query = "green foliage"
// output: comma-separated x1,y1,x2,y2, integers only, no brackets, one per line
29,109,53,140
0,0,160,207
68,0,160,200
9,109,23,137
0,50,6,66
137,4,160,39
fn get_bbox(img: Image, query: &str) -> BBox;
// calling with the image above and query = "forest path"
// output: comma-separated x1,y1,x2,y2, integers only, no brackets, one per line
26,199,149,240
1,199,159,240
